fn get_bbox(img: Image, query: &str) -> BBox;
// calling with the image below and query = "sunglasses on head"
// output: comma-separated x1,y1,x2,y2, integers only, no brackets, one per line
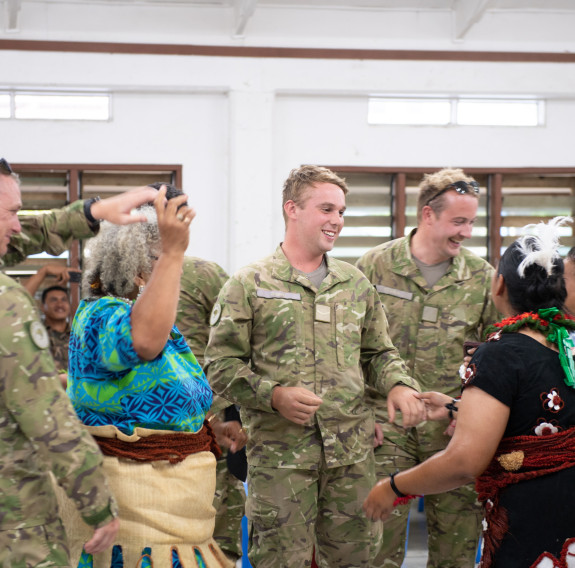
0,158,13,175
425,180,480,206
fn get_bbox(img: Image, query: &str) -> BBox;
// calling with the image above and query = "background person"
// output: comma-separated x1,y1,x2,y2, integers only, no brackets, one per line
176,255,247,565
363,216,575,568
62,187,233,568
205,165,425,568
24,265,76,385
356,168,499,568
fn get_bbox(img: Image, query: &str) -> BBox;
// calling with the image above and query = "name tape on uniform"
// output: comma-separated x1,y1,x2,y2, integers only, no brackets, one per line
256,289,301,301
375,285,413,301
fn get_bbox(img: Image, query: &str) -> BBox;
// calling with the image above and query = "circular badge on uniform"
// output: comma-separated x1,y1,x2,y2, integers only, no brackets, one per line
29,320,50,349
210,302,222,326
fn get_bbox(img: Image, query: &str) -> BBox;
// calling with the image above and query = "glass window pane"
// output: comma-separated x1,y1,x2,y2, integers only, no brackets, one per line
14,94,110,120
500,175,575,257
0,94,10,118
331,172,392,264
368,99,451,125
457,100,540,126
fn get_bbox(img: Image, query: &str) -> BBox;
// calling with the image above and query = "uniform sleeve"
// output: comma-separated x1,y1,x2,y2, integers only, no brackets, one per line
3,200,95,266
0,282,117,527
176,259,229,368
360,284,421,395
205,276,278,412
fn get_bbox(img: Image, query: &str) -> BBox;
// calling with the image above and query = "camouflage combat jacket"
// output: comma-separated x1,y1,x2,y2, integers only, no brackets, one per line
46,324,71,372
2,200,94,267
356,231,499,405
205,245,419,470
0,273,117,530
176,256,229,368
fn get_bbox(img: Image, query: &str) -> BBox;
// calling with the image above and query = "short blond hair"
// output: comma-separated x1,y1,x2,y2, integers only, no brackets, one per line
282,165,348,223
416,168,478,223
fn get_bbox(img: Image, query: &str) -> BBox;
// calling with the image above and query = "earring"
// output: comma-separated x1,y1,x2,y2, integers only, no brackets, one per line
137,285,145,298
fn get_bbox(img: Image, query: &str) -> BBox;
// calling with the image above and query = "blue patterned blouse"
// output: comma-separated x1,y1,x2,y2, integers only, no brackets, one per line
67,297,212,435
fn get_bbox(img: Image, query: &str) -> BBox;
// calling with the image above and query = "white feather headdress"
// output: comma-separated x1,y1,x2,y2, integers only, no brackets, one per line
516,216,573,277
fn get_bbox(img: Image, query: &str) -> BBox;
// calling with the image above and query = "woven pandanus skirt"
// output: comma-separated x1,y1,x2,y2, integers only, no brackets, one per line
57,448,233,568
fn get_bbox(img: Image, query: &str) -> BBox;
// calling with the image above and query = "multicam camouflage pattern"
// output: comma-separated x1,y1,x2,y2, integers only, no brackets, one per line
205,245,417,565
0,273,117,561
356,232,499,568
0,516,70,567
3,200,95,267
176,257,245,561
205,245,419,471
46,325,71,372
176,256,229,368
246,455,381,568
213,457,246,561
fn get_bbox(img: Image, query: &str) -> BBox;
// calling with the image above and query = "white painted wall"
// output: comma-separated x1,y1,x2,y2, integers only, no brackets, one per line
2,3,575,272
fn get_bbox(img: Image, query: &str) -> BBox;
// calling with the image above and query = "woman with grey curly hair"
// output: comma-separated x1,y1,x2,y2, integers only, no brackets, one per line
61,186,234,568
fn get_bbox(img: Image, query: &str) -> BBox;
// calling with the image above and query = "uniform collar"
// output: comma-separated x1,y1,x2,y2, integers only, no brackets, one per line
392,230,474,286
271,244,352,289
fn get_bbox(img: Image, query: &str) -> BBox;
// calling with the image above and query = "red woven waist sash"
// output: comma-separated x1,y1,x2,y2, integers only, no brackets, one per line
476,426,575,567
94,420,222,464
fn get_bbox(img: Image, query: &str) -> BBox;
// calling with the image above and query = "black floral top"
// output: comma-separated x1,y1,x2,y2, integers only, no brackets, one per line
465,332,575,568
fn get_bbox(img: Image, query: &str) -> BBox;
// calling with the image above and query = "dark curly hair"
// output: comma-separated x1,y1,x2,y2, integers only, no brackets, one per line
498,240,566,314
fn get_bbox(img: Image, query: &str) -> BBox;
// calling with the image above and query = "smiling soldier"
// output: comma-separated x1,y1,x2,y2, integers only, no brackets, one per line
205,164,425,568
356,168,500,568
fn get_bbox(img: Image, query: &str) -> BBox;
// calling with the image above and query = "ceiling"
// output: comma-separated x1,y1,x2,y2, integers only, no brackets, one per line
4,0,575,43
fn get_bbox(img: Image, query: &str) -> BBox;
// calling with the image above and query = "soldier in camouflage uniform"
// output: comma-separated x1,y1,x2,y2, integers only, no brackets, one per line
0,158,158,565
205,165,426,568
176,256,246,563
356,168,500,568
40,286,72,371
0,161,125,565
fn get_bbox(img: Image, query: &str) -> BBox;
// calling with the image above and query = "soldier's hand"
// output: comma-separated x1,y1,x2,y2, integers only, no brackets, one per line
83,517,119,554
212,419,248,453
271,386,322,425
387,385,427,428
89,186,158,224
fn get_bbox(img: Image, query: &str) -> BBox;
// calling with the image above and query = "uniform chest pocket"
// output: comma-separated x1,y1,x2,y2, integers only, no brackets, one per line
335,301,366,370
252,292,304,370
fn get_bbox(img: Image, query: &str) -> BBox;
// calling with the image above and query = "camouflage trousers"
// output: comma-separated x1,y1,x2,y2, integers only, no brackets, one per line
245,452,382,568
373,420,482,568
213,454,246,561
0,516,70,568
